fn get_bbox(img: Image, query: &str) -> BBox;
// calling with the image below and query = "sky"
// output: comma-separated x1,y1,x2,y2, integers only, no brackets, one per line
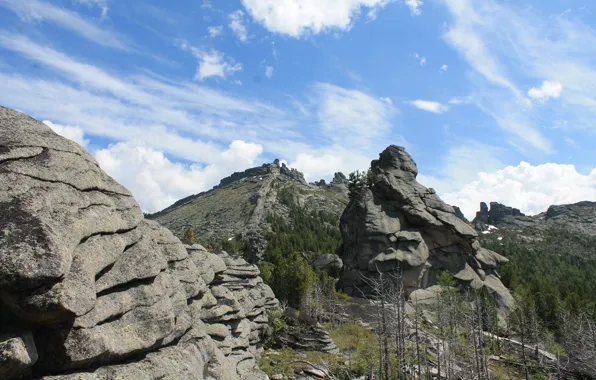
0,0,595,219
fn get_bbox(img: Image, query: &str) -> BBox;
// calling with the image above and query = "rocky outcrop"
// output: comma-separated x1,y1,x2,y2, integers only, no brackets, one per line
0,107,279,379
472,202,533,230
541,201,596,236
452,206,469,223
276,308,339,354
338,146,513,318
312,253,343,278
472,201,596,236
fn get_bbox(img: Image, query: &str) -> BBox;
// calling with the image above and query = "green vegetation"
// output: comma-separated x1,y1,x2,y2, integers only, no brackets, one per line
258,348,345,378
482,228,596,330
328,323,379,376
265,185,342,259
259,185,343,309
347,169,376,198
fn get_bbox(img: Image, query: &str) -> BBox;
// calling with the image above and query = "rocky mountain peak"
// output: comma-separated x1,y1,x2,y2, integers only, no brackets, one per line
473,201,525,228
371,145,418,179
339,145,513,320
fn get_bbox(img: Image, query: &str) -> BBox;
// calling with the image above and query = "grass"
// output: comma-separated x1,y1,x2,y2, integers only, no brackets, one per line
258,348,345,378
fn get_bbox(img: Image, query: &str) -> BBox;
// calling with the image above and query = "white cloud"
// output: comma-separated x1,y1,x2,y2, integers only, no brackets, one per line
418,143,506,195
207,25,224,38
405,0,422,16
290,149,371,182
240,0,395,37
265,65,274,78
528,80,563,102
314,82,398,150
228,9,249,41
178,41,242,81
409,100,449,114
0,0,126,49
95,140,264,213
43,120,89,147
440,64,448,71
438,162,596,220
0,33,282,164
380,96,393,105
440,0,596,152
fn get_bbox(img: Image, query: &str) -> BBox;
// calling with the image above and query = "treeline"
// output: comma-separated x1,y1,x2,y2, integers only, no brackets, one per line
481,228,596,331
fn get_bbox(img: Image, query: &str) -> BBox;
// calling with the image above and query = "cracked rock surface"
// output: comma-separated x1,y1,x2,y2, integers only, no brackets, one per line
338,145,513,319
0,107,279,379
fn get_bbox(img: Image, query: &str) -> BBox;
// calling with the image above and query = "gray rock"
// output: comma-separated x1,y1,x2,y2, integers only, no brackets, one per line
0,107,278,379
276,308,339,354
338,145,513,318
312,253,343,278
0,331,37,380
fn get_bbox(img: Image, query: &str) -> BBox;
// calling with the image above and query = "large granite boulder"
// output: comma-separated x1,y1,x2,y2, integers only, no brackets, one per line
338,146,513,318
0,107,279,379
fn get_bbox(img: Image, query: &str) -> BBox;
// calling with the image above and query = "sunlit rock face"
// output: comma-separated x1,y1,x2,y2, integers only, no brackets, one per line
0,107,278,380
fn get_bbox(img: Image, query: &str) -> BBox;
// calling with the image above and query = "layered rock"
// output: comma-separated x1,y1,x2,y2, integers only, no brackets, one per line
338,146,513,317
0,107,278,379
276,308,339,354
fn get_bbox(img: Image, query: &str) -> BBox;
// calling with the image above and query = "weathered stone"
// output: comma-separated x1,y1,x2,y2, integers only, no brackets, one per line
0,107,279,379
338,145,513,318
0,331,37,380
312,253,343,278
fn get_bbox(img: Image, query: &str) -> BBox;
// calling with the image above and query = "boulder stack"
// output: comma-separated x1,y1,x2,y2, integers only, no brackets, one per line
0,107,278,379
338,146,513,318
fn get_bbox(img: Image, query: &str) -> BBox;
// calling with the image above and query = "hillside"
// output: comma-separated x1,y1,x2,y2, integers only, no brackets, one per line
472,201,596,329
148,160,349,263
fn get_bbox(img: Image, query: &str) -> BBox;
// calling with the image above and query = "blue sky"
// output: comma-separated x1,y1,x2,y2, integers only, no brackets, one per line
0,0,595,218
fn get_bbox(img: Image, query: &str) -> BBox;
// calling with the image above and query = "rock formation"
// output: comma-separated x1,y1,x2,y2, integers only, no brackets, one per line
0,107,278,379
276,308,339,354
338,146,513,318
472,201,596,236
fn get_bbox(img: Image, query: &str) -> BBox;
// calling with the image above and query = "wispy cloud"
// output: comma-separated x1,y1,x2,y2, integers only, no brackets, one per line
75,0,109,18
314,82,398,150
0,0,127,49
207,25,224,38
265,65,274,78
409,100,448,114
177,41,242,81
228,9,249,41
414,52,426,66
405,0,422,16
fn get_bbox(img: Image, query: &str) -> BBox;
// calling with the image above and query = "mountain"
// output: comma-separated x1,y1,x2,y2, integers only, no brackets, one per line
470,200,596,333
148,160,350,263
472,200,596,236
